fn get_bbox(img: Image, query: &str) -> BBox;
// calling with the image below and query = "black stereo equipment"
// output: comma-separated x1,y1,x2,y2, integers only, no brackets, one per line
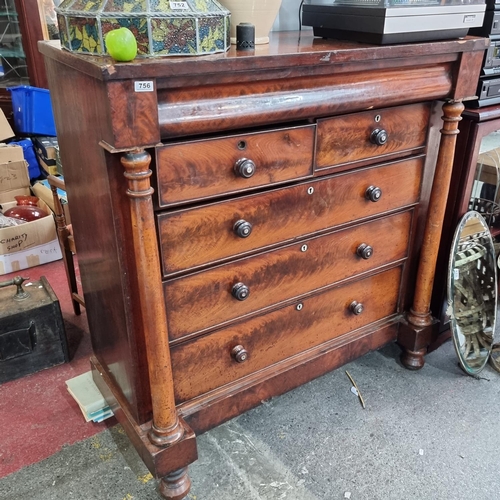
469,0,500,106
301,0,486,45
483,39,500,75
476,77,500,107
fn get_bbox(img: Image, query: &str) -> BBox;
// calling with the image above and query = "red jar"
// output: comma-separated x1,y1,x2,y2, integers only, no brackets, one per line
3,195,48,222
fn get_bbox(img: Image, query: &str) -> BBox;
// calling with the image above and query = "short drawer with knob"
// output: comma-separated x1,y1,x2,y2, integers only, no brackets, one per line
155,125,315,208
164,210,412,342
315,103,430,173
170,266,403,403
157,155,424,276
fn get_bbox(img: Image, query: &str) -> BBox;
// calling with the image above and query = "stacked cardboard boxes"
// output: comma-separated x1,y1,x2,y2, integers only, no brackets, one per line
0,111,62,275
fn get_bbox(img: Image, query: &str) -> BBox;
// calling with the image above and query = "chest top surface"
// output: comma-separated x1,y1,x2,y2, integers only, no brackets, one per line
39,33,488,150
39,32,488,82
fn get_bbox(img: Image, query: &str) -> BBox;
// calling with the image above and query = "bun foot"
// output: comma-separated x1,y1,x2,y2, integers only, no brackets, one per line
400,348,426,370
159,468,191,500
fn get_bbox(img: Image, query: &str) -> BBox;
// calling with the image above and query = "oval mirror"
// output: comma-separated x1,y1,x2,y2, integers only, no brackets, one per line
448,211,497,376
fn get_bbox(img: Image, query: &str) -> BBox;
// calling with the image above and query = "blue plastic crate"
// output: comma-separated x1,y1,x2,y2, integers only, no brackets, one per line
9,138,41,180
7,86,57,137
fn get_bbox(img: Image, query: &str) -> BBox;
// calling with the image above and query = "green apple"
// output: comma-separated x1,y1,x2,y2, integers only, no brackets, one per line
105,27,138,62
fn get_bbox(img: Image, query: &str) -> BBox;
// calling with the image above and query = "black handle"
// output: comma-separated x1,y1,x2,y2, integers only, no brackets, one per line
232,282,250,301
234,158,256,178
356,243,373,260
231,345,249,363
233,219,253,238
349,301,364,315
370,128,388,146
365,186,382,202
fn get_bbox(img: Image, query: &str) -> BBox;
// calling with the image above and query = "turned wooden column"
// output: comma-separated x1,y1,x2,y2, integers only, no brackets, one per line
120,149,185,446
399,100,464,369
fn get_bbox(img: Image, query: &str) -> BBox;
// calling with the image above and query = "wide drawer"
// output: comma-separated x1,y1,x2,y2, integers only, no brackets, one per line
315,103,430,170
158,155,424,276
170,266,402,403
156,125,315,207
165,211,412,341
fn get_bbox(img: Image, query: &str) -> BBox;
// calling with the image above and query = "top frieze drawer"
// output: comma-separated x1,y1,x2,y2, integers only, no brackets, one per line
155,125,315,208
316,103,430,171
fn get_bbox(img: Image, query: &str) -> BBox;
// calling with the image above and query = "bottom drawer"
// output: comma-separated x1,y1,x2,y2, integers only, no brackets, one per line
171,266,402,403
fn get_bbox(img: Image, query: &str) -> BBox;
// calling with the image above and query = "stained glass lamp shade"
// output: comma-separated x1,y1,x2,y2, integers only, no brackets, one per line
56,0,231,57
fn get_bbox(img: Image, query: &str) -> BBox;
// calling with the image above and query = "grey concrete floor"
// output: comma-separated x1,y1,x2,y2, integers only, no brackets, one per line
1,339,499,500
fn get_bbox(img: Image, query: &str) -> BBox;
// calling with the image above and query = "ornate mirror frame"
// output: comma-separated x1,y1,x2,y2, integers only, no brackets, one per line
448,211,498,376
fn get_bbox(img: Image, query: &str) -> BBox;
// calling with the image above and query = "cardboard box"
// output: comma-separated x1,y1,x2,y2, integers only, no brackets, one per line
0,198,62,275
0,144,24,164
0,145,31,205
32,179,71,225
0,187,31,205
0,147,30,193
32,136,59,176
0,108,15,142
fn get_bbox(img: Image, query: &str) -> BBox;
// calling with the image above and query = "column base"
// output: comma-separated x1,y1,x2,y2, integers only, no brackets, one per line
400,348,427,370
398,314,439,370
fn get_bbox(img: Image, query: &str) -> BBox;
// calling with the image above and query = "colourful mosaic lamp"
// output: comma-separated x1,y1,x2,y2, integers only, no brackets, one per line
55,0,231,57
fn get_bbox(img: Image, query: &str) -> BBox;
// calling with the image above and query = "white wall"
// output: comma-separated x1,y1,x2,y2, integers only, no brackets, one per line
272,0,313,32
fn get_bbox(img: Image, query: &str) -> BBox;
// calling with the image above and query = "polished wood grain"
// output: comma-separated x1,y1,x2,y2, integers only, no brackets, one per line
108,81,160,149
38,34,487,84
91,356,198,479
316,103,430,170
408,102,465,327
156,125,315,207
38,35,486,148
42,57,155,426
181,323,399,435
156,66,450,139
40,33,488,499
15,0,48,88
401,101,466,369
165,211,411,341
120,150,184,447
158,156,424,275
171,266,402,403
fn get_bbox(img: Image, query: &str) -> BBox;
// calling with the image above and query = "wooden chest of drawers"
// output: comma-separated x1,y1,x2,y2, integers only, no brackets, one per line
40,33,488,499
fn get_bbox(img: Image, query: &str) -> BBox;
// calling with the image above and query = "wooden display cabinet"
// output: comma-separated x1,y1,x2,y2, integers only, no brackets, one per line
433,104,500,340
0,0,58,122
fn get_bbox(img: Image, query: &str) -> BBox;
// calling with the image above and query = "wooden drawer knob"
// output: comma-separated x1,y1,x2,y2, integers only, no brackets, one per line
365,185,382,202
234,158,256,178
349,301,364,315
231,345,248,363
356,243,373,260
233,219,253,238
370,128,388,146
232,282,250,301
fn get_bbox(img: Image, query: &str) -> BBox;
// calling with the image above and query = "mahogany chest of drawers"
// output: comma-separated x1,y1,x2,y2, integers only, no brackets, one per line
40,33,488,499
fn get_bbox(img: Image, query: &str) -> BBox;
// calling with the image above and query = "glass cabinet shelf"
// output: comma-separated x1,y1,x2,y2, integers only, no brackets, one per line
0,0,28,87
0,0,60,89
470,130,500,230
